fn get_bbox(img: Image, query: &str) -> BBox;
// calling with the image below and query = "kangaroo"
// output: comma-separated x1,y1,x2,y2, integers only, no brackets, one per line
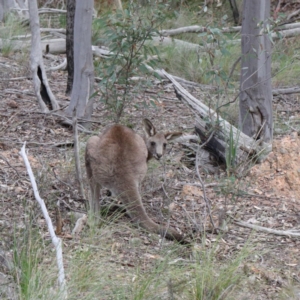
85,119,184,242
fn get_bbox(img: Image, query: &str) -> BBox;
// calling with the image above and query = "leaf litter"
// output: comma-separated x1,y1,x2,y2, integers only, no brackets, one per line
1,53,300,298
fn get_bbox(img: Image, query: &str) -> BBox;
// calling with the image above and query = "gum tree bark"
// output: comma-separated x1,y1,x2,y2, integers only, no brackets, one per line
65,0,94,124
228,0,240,25
28,0,59,112
65,0,76,95
239,0,273,144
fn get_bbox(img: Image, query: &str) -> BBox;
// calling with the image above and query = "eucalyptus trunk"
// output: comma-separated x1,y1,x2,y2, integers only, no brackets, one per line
65,0,94,125
239,0,273,144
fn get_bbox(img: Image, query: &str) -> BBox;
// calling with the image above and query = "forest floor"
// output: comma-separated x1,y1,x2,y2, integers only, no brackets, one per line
1,52,300,299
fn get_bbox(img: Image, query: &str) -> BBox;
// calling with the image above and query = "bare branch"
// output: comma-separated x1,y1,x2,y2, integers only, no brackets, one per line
233,219,300,237
19,143,67,297
273,86,300,95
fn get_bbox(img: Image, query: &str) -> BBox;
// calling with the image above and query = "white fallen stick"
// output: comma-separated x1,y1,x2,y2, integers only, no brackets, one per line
19,143,67,297
233,219,300,237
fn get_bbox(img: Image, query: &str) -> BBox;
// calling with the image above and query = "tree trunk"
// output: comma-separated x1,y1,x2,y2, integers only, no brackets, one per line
65,0,94,124
28,0,59,112
239,0,273,144
228,0,240,25
65,0,76,95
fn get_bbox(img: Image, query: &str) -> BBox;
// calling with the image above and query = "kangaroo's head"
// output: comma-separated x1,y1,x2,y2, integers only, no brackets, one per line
143,118,182,161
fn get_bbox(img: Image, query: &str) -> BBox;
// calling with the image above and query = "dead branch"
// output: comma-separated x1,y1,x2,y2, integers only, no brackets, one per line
287,9,300,21
160,69,272,174
40,28,66,34
150,36,203,51
160,25,241,36
19,143,67,297
278,22,300,30
0,154,20,177
159,22,300,37
38,8,67,14
46,58,67,71
273,27,300,39
161,69,263,152
233,219,300,237
3,19,300,56
0,76,30,82
273,86,300,95
145,65,215,90
160,25,209,36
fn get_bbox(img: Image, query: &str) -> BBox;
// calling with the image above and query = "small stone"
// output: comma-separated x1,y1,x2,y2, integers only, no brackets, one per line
7,100,18,109
291,132,298,139
280,148,287,154
129,238,142,246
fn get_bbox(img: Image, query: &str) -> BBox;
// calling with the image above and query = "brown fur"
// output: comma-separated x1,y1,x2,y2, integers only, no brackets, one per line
85,119,184,242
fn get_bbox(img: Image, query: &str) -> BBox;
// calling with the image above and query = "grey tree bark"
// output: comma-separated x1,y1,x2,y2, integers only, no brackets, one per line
65,0,94,124
65,0,76,95
28,0,59,112
228,0,240,25
239,0,273,144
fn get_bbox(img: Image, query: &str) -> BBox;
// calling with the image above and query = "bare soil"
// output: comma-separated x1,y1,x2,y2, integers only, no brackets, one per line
1,52,300,299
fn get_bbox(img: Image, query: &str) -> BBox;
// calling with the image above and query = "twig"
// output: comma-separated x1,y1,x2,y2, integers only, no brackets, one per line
287,8,300,21
217,284,234,300
60,199,86,214
273,86,300,96
19,143,67,297
0,139,74,148
225,56,241,89
38,8,67,14
233,218,300,237
0,76,31,81
46,58,67,71
73,110,85,199
180,204,203,232
0,154,20,178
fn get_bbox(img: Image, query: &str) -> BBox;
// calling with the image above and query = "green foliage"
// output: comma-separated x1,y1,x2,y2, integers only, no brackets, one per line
0,14,26,57
225,125,239,175
94,3,170,122
191,238,250,299
12,225,45,299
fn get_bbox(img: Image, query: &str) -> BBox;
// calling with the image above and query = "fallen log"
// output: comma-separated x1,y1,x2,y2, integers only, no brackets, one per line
159,22,300,37
273,86,300,95
161,69,272,176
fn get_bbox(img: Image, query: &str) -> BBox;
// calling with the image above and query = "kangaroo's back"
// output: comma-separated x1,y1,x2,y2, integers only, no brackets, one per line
86,125,147,183
85,120,185,242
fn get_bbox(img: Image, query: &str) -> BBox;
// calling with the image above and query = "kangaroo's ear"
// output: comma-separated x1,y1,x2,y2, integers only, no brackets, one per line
165,132,182,141
143,119,156,137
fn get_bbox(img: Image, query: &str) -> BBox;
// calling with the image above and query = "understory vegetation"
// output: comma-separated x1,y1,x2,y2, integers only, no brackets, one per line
1,1,300,299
